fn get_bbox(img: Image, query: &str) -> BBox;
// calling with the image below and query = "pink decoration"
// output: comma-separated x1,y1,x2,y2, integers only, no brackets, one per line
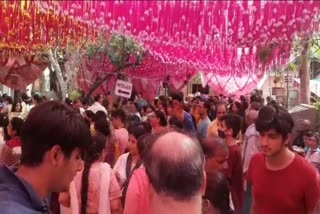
48,1,320,95
0,55,48,90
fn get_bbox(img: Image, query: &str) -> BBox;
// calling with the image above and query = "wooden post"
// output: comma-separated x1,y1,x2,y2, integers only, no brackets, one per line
299,39,311,104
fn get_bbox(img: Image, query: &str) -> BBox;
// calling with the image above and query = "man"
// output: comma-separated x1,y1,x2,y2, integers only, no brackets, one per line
207,97,217,121
171,92,195,133
135,92,148,108
242,109,260,214
201,136,229,173
266,96,273,104
87,94,108,114
0,100,91,213
207,101,227,137
218,114,244,214
242,109,260,176
197,100,211,138
305,132,320,171
292,119,311,149
190,97,201,125
248,105,320,213
126,100,141,122
110,109,129,154
249,94,262,104
72,98,84,115
248,101,261,111
144,131,206,214
201,136,234,210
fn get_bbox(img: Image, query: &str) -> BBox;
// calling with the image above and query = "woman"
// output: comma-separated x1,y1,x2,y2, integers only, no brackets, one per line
202,171,234,214
1,96,13,140
230,101,243,116
113,126,146,200
147,110,167,134
123,134,154,214
94,117,117,167
10,101,24,119
140,105,154,122
0,117,24,166
230,102,245,140
59,134,122,214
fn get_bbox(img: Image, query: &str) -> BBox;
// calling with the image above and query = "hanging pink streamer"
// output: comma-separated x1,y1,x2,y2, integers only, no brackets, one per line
46,0,320,95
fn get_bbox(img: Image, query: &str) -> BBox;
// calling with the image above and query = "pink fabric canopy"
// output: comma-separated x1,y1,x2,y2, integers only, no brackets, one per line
0,54,48,90
39,1,320,96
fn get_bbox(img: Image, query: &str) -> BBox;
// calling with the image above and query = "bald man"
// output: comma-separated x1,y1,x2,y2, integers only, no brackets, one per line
293,119,312,148
144,131,206,214
302,119,311,130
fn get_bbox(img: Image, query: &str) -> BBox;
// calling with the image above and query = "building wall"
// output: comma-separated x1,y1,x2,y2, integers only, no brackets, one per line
260,74,299,107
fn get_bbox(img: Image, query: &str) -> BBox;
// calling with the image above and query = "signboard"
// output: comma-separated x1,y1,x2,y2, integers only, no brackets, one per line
272,87,285,96
115,79,133,98
283,75,294,87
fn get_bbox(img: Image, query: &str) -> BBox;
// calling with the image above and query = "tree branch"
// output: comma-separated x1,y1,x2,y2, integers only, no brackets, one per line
84,62,135,102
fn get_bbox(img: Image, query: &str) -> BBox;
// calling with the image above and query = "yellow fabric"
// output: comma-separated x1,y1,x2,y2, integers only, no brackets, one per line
90,124,96,136
207,118,243,140
207,119,219,137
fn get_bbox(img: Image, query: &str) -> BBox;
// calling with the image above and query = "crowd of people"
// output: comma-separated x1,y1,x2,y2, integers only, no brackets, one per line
0,90,319,214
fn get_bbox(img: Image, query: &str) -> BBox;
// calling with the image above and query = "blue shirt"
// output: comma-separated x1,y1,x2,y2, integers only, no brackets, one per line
197,116,211,138
0,165,51,214
183,111,196,133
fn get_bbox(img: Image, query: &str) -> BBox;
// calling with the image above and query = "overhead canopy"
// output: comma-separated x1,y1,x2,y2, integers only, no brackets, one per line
1,1,320,96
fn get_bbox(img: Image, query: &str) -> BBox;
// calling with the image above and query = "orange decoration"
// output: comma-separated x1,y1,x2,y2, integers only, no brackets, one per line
0,0,99,53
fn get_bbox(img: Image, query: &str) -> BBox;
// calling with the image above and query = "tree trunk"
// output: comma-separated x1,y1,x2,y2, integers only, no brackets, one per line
47,49,67,101
299,39,311,104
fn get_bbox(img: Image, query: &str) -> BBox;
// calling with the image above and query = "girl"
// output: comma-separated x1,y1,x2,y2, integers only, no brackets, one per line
10,101,24,119
147,110,167,134
113,126,146,191
59,134,122,214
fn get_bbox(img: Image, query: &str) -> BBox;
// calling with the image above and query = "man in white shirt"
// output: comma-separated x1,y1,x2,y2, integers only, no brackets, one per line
305,133,320,171
242,110,260,178
87,94,108,114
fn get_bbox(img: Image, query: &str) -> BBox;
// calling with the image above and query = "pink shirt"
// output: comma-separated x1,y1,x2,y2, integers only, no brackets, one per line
123,168,151,214
73,162,121,213
115,128,129,154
